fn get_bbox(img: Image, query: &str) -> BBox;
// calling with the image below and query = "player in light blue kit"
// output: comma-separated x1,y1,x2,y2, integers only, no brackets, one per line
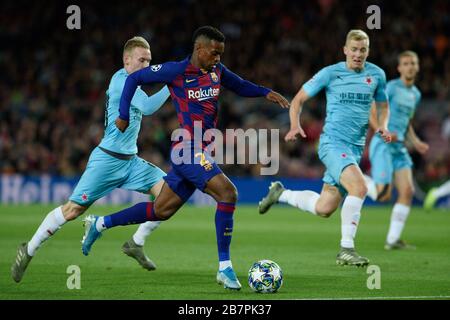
12,37,170,282
259,30,392,266
364,51,429,250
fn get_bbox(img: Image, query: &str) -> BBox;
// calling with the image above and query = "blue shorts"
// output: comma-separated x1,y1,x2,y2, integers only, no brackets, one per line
369,135,413,185
318,135,364,196
163,144,222,202
69,147,166,206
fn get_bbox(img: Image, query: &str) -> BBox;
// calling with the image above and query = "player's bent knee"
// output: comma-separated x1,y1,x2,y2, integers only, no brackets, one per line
62,201,87,221
220,186,238,203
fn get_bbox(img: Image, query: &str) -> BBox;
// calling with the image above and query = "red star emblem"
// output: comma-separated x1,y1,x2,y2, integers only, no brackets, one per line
81,193,88,201
365,77,372,85
341,153,347,158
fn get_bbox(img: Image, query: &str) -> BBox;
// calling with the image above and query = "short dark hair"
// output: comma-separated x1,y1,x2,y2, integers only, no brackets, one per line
192,26,225,44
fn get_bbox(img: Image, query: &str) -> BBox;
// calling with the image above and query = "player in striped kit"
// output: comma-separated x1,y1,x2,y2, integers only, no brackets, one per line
81,26,289,290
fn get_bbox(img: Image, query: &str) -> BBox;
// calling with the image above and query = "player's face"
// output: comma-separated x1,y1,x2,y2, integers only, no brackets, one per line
344,39,369,71
198,40,225,71
398,56,419,80
124,47,152,74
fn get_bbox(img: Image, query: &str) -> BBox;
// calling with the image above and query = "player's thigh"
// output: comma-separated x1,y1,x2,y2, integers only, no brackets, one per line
316,184,342,217
340,164,368,198
121,156,166,194
153,181,186,219
204,173,238,203
369,137,394,186
69,147,128,206
319,140,364,197
174,148,224,197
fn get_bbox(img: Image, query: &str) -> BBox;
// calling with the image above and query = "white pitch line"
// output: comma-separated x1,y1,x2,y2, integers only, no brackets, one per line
295,295,450,300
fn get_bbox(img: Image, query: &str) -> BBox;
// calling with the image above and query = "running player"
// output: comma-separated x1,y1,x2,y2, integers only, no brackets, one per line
364,51,428,250
12,36,170,283
80,26,289,290
259,30,392,267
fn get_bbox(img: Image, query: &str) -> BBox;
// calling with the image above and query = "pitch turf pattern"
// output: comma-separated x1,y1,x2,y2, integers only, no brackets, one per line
1,205,449,300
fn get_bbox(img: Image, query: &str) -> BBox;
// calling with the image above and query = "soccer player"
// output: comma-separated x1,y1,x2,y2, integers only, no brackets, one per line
364,51,428,250
81,26,289,290
259,30,392,267
424,180,450,210
11,36,170,283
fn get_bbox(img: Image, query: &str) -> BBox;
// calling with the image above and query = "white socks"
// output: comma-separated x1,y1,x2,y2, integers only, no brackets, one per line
96,216,107,232
386,203,410,245
364,174,378,201
219,260,232,271
340,196,364,249
278,190,319,215
27,206,67,256
434,181,450,198
132,221,162,246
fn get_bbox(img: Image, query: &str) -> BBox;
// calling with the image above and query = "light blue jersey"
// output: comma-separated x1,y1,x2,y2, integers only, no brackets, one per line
99,68,170,155
369,78,420,184
69,68,170,206
303,61,387,146
385,78,421,141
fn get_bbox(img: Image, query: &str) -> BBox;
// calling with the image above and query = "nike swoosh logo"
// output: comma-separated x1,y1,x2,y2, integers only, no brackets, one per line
337,76,343,80
186,79,196,83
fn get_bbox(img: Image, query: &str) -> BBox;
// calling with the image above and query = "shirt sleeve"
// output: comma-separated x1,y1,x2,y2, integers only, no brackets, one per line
220,64,270,97
119,62,179,121
302,67,331,97
132,85,170,116
373,69,388,102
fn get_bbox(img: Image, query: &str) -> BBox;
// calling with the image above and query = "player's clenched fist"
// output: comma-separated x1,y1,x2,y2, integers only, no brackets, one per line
115,117,129,132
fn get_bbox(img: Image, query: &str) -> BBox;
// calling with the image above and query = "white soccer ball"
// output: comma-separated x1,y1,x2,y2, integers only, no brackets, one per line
248,259,283,293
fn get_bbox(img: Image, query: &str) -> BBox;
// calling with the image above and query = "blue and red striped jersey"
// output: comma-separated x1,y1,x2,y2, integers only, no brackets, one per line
119,56,270,139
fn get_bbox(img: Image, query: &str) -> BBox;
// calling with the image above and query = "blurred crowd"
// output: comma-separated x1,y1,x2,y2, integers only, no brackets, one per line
0,0,449,187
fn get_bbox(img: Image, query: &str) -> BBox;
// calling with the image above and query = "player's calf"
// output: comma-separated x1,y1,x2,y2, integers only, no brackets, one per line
62,201,88,221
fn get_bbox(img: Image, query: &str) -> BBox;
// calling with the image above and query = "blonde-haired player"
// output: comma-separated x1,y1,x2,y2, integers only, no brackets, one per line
260,30,392,266
12,36,170,282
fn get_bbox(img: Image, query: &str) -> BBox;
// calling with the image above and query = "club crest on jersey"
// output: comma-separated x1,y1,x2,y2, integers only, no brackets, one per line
151,64,162,72
210,72,218,83
365,76,372,85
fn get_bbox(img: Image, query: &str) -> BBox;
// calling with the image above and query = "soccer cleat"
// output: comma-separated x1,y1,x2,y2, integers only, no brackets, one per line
258,181,285,214
336,248,370,267
384,239,416,250
423,188,438,211
122,239,156,271
81,215,102,256
216,267,242,290
11,242,33,283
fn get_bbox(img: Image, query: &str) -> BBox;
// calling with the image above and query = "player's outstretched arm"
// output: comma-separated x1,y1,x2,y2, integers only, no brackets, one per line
407,123,429,154
117,63,179,132
139,85,171,116
265,91,290,108
285,88,310,142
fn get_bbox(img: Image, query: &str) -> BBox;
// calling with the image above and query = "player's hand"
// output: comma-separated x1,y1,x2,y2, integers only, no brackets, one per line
414,140,429,155
266,91,290,108
376,128,393,143
115,117,129,132
284,127,306,142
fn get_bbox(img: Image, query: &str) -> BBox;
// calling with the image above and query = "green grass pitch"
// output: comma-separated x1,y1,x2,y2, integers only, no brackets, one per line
1,204,449,300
